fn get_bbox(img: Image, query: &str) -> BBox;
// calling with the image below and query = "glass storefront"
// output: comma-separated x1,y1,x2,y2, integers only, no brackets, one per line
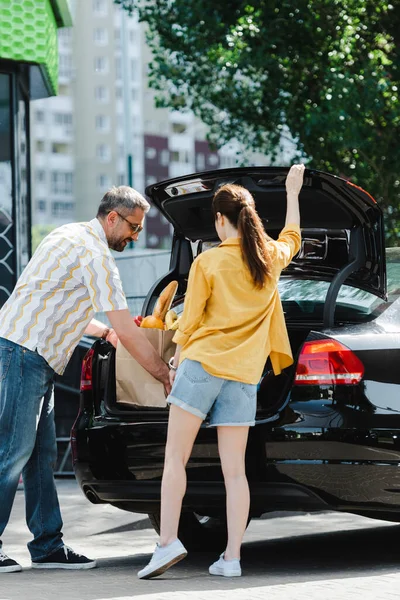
0,1,71,308
0,73,14,306
0,66,31,307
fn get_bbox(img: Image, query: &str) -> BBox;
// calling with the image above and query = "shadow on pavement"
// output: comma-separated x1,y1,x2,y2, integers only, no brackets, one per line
93,523,400,591
5,523,400,600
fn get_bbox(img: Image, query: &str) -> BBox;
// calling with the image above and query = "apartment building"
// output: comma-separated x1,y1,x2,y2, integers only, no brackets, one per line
30,0,294,252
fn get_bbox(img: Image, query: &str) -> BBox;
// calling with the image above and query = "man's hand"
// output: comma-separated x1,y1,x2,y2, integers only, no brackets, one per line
285,163,305,197
106,309,172,387
106,329,118,348
169,368,176,388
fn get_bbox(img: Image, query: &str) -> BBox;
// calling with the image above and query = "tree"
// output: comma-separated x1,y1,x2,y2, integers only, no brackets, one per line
31,224,56,253
116,0,400,244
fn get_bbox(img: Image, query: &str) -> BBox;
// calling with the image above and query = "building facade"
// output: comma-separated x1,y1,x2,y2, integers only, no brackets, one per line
31,0,290,253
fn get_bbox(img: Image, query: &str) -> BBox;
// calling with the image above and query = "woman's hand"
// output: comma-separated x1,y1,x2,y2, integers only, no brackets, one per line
285,163,305,197
285,164,304,227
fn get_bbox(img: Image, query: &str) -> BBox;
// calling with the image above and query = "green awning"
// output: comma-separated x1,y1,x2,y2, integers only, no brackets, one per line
0,0,72,97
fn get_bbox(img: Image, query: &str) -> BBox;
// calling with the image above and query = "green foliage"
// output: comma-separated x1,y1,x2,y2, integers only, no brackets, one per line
31,224,56,253
116,0,400,244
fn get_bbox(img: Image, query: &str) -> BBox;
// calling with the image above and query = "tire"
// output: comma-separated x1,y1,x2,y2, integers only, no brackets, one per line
148,510,250,552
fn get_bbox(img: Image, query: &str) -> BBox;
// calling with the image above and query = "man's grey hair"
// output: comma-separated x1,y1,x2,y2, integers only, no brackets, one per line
97,186,150,218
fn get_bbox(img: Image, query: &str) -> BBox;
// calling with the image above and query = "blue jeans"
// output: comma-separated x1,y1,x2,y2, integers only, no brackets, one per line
168,359,257,426
0,338,63,560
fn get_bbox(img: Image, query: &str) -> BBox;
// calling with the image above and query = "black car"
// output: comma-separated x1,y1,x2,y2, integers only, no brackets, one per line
71,167,400,551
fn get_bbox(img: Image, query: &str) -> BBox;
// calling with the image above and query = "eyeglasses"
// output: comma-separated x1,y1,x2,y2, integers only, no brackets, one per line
114,211,143,235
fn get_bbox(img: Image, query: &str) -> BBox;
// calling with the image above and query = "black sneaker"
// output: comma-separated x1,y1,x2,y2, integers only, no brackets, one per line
31,546,97,570
0,550,22,573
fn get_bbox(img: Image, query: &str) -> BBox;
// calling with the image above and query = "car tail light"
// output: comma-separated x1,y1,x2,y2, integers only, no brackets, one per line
294,339,364,385
80,349,94,391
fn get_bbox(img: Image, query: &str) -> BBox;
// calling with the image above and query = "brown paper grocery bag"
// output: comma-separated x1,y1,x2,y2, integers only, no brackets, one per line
115,328,176,408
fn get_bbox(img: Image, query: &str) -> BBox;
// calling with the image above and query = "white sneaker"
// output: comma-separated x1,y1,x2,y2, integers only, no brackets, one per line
209,553,241,577
138,539,187,579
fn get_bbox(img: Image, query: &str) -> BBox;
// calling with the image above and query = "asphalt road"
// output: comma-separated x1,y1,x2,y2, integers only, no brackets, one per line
2,479,400,600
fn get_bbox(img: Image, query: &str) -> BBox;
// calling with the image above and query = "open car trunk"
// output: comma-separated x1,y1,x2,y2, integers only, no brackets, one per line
146,167,387,327
93,167,387,419
92,309,353,421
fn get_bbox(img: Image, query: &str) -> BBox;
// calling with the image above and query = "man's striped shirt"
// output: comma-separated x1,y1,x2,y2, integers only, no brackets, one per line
0,218,128,374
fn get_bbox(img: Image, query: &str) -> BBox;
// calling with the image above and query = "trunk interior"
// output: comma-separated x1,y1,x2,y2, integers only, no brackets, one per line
92,322,322,420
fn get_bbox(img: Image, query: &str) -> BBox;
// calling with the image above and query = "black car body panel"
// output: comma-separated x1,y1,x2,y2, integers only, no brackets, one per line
72,168,400,534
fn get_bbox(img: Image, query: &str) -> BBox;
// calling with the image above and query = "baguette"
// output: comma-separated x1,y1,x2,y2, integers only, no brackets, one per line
153,280,178,321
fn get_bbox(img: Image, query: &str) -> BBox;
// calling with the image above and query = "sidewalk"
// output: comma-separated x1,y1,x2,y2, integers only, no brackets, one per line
3,479,400,600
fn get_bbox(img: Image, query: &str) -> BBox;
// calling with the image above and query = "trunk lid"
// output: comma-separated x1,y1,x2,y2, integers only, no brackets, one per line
146,167,386,300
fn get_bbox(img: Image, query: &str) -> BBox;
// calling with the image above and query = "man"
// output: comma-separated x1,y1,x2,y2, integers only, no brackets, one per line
0,186,171,573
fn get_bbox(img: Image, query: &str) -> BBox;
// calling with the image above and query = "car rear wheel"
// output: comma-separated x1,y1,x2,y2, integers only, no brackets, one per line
148,510,250,552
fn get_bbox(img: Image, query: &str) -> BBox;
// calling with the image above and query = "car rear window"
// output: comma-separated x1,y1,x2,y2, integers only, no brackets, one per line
279,251,400,322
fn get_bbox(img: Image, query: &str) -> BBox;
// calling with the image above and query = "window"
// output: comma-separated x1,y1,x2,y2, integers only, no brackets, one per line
58,84,69,96
94,86,109,103
171,150,189,163
94,57,108,74
146,176,157,186
59,54,73,78
115,28,121,45
145,147,157,160
54,113,73,126
96,144,111,162
58,28,72,45
277,279,386,323
52,201,74,218
208,154,219,166
116,86,123,99
130,59,138,80
93,28,108,45
51,142,71,154
131,88,138,102
36,140,45,152
172,122,187,134
160,149,169,166
117,173,125,185
95,115,110,132
51,172,73,195
37,200,46,212
129,30,136,43
93,0,107,16
196,153,205,171
118,144,124,158
35,110,45,123
115,57,122,80
97,174,111,189
35,170,46,183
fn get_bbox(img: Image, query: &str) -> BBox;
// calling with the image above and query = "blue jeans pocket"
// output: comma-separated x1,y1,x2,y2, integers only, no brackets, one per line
0,347,13,382
181,360,211,384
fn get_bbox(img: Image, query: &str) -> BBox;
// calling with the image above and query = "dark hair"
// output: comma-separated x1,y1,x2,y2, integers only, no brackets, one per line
212,184,272,288
97,186,150,218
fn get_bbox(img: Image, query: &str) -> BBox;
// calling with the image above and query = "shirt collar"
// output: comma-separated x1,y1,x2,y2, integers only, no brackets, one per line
219,237,241,247
89,217,108,246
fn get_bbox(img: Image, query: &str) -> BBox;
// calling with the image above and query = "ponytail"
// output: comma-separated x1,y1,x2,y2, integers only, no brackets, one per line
238,205,271,289
212,184,271,289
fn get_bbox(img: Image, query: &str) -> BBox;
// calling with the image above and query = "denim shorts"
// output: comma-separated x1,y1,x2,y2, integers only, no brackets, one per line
167,359,257,427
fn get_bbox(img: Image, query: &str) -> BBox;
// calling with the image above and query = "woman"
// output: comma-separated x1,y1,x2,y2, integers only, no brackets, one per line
138,164,304,579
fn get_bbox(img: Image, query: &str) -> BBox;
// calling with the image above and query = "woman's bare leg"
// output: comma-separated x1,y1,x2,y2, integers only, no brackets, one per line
159,404,203,546
217,426,250,560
